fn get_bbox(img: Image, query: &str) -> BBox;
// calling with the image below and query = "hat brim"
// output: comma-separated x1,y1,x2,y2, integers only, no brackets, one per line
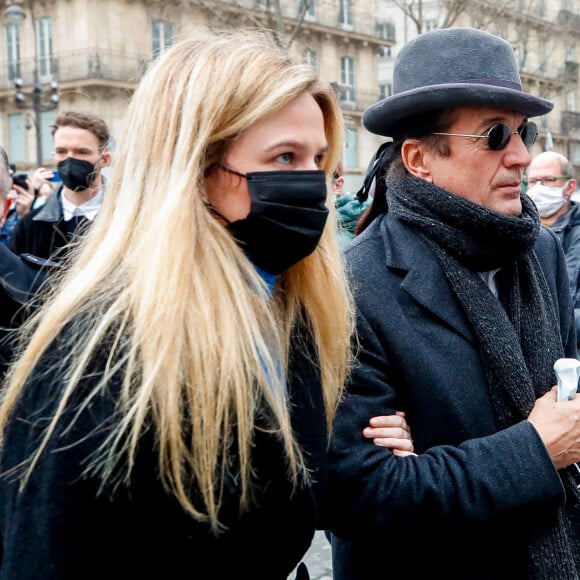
362,83,554,137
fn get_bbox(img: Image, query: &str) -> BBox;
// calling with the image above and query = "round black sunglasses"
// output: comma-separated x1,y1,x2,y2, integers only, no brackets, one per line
432,121,538,152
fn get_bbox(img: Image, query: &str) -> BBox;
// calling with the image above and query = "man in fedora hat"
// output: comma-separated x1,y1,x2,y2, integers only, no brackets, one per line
326,27,580,578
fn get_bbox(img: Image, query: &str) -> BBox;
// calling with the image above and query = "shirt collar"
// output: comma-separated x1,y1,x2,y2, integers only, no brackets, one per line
478,268,500,297
62,189,103,221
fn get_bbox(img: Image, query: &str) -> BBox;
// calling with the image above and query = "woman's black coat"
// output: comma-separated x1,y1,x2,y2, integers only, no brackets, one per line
0,322,327,579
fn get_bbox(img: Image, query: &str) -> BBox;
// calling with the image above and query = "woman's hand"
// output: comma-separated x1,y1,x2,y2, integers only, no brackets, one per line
363,411,416,456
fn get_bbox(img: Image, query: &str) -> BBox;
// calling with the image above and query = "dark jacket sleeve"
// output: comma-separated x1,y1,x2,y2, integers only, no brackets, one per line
8,212,29,256
559,204,580,300
535,226,577,358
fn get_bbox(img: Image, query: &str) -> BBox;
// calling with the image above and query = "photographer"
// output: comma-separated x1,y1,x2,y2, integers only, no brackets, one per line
0,171,35,247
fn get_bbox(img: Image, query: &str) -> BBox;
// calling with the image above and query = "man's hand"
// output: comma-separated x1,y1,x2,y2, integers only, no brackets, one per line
12,183,35,218
528,386,580,469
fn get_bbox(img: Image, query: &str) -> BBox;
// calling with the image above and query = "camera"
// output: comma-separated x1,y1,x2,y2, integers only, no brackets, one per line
12,173,28,189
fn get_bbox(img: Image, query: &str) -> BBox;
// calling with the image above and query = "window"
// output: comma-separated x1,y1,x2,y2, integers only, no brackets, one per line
518,40,527,69
567,44,576,62
339,0,353,28
539,39,547,73
37,18,54,80
422,19,437,33
304,49,317,69
379,83,392,99
376,22,395,41
571,142,580,165
8,114,26,164
567,90,576,111
5,23,20,82
537,0,546,18
40,110,56,162
381,45,392,58
300,0,316,21
340,56,355,104
9,110,56,165
152,20,174,58
343,126,357,170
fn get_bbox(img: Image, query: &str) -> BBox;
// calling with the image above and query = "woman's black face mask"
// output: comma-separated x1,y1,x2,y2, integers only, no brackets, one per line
218,166,329,275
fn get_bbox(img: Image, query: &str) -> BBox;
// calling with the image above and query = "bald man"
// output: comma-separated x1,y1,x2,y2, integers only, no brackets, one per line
527,151,580,346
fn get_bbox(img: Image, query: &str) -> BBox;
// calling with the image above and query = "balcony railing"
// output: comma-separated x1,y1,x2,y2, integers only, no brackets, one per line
561,111,580,134
0,49,151,92
564,60,579,82
201,0,391,41
558,9,580,30
521,60,579,90
0,48,386,115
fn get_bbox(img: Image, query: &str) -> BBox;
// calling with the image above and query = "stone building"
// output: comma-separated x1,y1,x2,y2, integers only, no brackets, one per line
0,0,394,192
378,0,580,170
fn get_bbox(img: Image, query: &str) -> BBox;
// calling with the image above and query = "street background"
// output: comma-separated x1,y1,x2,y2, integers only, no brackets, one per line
290,531,332,579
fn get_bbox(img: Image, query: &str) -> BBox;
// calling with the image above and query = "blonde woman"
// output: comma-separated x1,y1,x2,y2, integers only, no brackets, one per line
0,33,416,580
0,31,412,579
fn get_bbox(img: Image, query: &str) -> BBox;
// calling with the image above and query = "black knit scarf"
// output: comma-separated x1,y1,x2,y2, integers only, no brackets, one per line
387,170,580,579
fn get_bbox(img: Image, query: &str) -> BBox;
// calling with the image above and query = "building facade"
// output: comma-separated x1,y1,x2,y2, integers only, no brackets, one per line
379,0,580,171
0,0,394,192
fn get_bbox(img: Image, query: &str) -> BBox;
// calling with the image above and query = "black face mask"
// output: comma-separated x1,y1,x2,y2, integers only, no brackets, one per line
57,157,97,192
220,167,329,275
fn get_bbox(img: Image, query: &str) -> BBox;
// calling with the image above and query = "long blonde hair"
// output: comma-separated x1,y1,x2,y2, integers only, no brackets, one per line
0,30,354,532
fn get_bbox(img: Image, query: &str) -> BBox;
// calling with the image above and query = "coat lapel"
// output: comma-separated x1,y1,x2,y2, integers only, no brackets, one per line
381,215,476,344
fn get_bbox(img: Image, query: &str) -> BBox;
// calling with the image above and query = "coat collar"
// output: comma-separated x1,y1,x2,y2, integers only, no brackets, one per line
32,185,63,223
379,213,475,344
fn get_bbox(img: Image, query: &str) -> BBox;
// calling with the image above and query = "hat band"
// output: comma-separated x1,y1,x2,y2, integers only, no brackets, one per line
453,78,522,90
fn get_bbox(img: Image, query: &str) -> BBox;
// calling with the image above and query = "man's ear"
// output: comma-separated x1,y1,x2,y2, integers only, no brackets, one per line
401,139,433,182
568,179,577,199
333,175,345,196
101,151,112,167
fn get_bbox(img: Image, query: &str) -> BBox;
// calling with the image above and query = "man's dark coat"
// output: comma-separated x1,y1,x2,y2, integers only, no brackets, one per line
9,187,88,262
328,213,576,579
0,245,58,377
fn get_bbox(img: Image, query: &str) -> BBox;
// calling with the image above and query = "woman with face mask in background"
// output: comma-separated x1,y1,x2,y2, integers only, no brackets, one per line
0,31,414,580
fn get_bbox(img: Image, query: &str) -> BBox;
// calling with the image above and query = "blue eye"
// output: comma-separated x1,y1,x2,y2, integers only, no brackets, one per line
276,153,293,164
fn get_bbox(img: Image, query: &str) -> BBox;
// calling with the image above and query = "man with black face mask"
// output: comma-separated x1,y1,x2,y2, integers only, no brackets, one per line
9,110,111,262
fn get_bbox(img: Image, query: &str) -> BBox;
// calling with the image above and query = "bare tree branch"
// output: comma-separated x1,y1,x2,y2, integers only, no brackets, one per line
285,0,313,49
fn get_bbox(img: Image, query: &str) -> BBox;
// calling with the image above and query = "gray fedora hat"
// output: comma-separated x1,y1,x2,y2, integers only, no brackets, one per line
363,27,553,137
